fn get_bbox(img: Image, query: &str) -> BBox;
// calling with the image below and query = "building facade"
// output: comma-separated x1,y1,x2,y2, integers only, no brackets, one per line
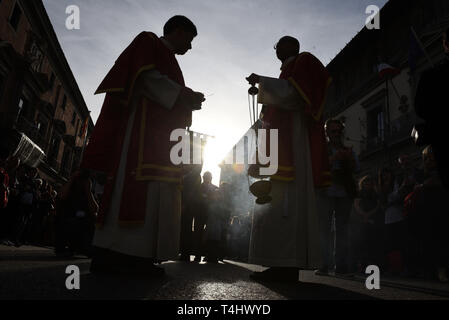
325,0,449,178
0,0,93,185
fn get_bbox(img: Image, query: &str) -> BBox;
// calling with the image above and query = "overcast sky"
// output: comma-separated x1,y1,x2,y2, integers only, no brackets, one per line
42,0,388,182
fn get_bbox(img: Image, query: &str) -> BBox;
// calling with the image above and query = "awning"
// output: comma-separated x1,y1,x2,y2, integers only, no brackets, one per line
13,133,46,168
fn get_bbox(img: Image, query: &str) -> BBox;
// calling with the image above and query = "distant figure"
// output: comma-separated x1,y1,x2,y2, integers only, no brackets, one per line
246,36,331,281
179,164,202,261
414,28,449,189
405,146,449,282
55,169,98,258
353,175,381,272
204,182,231,263
82,16,205,275
193,171,218,262
318,119,359,275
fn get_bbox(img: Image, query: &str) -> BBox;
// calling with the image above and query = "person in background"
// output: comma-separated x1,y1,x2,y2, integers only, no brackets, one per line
55,169,99,258
204,182,231,263
193,171,218,262
405,146,449,282
378,166,407,275
318,119,359,275
353,175,381,273
414,28,449,189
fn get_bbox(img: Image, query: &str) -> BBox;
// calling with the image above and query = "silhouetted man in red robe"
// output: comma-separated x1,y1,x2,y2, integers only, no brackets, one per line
82,16,205,275
246,36,331,281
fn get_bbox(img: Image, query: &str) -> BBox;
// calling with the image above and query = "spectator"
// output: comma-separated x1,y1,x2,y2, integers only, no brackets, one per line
13,172,36,246
317,119,359,275
405,146,449,282
0,157,20,245
352,175,381,273
55,169,99,258
414,28,449,189
378,166,407,275
204,182,231,263
192,171,218,262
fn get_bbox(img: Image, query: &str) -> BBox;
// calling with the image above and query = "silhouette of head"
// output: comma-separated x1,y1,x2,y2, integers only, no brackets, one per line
275,36,300,62
163,15,197,55
325,119,345,145
203,171,212,184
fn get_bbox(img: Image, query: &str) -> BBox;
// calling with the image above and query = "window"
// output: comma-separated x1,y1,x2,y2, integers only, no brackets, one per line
61,95,67,110
366,105,385,147
9,2,22,31
71,111,76,125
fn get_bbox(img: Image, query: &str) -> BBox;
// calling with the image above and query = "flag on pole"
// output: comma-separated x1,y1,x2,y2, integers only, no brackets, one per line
377,63,400,79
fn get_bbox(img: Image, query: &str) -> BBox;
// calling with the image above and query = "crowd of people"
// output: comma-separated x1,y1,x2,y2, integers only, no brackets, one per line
0,147,98,259
0,150,57,248
349,145,449,282
315,118,449,283
179,171,251,264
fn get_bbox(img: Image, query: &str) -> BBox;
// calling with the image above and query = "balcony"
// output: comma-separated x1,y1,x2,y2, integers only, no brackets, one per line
14,116,47,150
359,112,416,159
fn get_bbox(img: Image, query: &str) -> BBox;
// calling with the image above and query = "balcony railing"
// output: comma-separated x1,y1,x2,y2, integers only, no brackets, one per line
14,116,47,150
360,112,416,158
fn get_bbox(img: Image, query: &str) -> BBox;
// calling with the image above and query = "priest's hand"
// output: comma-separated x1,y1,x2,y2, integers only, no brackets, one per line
246,73,260,86
191,91,205,110
178,87,205,111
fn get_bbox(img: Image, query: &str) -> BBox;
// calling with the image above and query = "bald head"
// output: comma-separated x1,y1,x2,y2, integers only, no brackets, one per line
275,36,300,62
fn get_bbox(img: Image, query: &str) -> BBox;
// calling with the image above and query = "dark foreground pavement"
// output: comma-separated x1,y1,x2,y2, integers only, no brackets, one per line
0,245,447,300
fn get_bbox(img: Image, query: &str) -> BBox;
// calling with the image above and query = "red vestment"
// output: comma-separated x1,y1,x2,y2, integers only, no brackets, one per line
81,32,191,226
261,52,332,187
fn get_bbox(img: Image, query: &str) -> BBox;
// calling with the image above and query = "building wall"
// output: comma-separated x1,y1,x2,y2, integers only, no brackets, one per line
0,0,31,55
325,0,449,179
0,0,92,184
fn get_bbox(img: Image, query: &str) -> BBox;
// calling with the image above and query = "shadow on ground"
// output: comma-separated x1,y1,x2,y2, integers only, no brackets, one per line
251,279,377,300
0,262,169,300
0,247,376,300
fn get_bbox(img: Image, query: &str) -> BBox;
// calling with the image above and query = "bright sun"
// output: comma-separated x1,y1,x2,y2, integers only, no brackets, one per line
201,136,234,186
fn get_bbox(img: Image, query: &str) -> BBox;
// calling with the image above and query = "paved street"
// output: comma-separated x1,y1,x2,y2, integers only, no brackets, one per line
0,245,448,300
